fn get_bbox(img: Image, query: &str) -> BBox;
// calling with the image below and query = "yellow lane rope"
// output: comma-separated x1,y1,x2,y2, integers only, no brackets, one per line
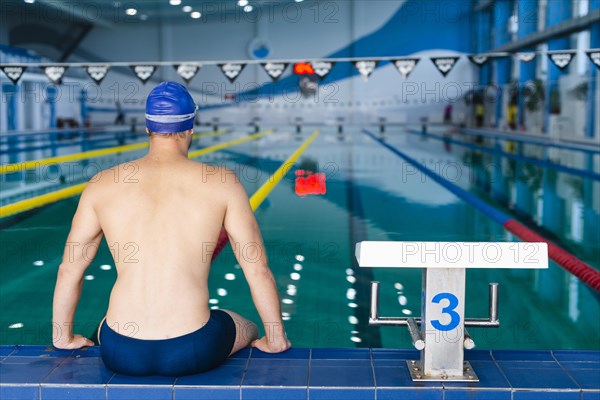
0,130,273,218
249,129,320,211
192,129,229,140
188,130,272,159
0,183,88,219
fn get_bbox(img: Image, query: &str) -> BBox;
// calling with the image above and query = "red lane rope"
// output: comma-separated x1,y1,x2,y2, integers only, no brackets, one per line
504,220,600,292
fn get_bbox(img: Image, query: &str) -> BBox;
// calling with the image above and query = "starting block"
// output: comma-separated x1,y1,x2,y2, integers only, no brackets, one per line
356,241,548,382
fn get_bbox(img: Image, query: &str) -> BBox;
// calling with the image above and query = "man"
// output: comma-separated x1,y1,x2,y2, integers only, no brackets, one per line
52,82,290,376
474,101,485,128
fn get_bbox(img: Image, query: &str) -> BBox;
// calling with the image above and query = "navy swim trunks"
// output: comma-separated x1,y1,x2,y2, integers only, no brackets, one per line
99,310,236,376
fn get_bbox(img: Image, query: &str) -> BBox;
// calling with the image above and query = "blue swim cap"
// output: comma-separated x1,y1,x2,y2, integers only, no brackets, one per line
145,81,196,134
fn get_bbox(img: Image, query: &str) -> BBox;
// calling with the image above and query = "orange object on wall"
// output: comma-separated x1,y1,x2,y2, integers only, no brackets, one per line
293,63,315,75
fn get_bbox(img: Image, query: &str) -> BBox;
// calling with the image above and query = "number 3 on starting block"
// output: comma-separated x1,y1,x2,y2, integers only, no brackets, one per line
431,292,460,332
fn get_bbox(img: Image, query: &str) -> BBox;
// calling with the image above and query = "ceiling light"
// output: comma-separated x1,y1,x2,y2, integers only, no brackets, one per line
295,0,304,2
237,0,248,6
182,5,192,12
191,11,201,18
169,0,181,5
24,0,35,3
125,8,137,16
244,5,253,12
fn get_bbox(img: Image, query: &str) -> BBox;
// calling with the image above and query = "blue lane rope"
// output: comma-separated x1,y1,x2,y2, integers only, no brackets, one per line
460,128,600,155
405,129,600,181
362,129,511,225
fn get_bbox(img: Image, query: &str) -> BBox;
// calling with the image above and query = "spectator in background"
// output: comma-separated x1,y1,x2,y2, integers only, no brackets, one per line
475,102,484,127
115,101,125,125
507,102,517,131
443,104,452,124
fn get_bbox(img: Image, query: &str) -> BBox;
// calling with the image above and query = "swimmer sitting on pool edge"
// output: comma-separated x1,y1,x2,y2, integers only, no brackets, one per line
51,81,291,376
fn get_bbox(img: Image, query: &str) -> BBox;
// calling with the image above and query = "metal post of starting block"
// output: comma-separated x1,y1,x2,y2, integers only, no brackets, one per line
356,241,548,382
421,267,467,379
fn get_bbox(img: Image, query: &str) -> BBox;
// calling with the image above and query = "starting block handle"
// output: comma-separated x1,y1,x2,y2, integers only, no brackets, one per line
489,283,498,323
463,282,500,327
407,317,425,350
369,281,380,321
369,281,500,328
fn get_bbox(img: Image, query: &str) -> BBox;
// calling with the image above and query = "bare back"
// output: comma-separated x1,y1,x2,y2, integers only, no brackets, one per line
91,157,232,339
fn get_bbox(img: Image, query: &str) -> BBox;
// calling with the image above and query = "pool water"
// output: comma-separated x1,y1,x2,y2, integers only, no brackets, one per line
1,127,599,350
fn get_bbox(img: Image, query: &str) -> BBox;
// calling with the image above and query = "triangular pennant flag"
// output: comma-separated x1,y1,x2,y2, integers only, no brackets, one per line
174,64,200,84
43,66,68,84
0,65,27,85
430,57,459,77
548,52,574,71
130,65,157,84
393,58,420,79
261,62,288,81
468,55,489,66
516,52,536,63
85,65,110,84
587,51,600,70
219,63,246,83
311,61,335,80
353,60,378,81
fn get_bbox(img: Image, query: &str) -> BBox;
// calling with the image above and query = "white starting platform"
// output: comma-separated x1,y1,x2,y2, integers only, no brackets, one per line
356,241,548,382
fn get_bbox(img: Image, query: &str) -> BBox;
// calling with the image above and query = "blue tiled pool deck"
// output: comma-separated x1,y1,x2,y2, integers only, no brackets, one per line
1,346,599,400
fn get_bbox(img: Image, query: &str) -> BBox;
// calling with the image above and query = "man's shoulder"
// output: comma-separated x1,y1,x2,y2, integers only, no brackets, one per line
188,161,241,186
87,161,140,188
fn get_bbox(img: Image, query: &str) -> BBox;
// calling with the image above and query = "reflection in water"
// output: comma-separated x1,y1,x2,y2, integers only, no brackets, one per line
463,143,599,270
295,169,327,197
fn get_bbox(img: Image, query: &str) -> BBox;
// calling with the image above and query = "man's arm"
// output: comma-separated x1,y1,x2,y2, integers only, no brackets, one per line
52,184,103,349
223,176,290,353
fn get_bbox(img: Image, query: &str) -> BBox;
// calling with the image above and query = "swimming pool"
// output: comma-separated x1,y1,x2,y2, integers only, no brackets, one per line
1,126,598,350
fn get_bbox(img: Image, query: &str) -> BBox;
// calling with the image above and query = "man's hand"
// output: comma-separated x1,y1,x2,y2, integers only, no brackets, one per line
53,334,94,350
251,336,291,353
